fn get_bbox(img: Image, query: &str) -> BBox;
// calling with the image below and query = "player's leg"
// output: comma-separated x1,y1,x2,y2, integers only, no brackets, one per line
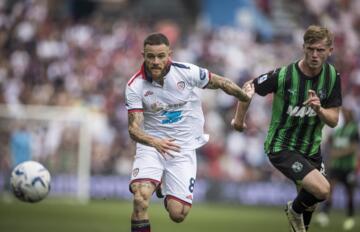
300,169,330,200
155,184,164,198
295,182,318,231
163,149,196,223
303,205,316,231
315,177,336,227
165,196,192,223
130,181,156,231
343,171,356,230
291,169,330,219
129,145,164,232
315,169,338,226
269,151,327,232
291,158,330,231
322,177,336,214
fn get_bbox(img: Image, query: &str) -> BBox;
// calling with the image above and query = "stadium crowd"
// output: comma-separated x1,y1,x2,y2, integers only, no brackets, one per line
0,0,359,183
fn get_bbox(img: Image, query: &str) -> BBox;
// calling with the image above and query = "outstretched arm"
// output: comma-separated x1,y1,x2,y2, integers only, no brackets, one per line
232,101,251,131
205,73,252,102
128,111,180,156
231,80,255,131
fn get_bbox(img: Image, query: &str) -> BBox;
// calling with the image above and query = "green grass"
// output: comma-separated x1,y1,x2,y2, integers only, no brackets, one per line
0,198,357,232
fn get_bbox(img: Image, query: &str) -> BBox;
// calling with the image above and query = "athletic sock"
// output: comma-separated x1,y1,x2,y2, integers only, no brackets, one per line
131,220,151,232
347,195,354,217
292,189,324,214
343,185,354,217
303,208,314,231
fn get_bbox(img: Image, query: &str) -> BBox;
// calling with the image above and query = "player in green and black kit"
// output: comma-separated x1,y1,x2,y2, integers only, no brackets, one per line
315,106,359,230
232,25,342,232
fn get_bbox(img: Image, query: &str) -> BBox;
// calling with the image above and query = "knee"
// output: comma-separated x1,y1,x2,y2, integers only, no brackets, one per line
316,182,331,200
133,192,150,213
168,210,187,223
166,202,190,223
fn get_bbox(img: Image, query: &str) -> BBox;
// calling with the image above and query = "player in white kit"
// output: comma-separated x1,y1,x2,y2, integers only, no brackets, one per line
126,33,253,232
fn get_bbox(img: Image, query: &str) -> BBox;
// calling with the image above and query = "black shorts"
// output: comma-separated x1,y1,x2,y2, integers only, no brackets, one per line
268,150,325,183
329,168,356,187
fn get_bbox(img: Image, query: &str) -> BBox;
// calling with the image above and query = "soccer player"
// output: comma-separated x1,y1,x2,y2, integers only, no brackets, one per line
232,25,342,232
126,33,252,232
315,106,359,230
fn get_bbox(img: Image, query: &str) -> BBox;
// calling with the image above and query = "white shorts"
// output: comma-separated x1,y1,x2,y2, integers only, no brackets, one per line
130,144,197,205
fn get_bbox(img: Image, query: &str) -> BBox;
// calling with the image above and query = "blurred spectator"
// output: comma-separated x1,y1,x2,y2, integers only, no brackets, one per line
10,123,32,167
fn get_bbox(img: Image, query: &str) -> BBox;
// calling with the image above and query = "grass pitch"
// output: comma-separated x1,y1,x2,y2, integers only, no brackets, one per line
0,198,357,232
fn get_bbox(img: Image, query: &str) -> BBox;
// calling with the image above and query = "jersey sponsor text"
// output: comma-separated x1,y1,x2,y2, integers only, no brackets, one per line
286,105,317,117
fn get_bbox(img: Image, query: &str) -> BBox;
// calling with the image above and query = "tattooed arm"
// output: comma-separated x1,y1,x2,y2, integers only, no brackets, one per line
128,111,155,146
206,73,251,102
231,80,255,131
128,111,180,155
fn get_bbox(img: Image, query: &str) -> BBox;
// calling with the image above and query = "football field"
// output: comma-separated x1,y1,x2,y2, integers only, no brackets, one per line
0,199,357,232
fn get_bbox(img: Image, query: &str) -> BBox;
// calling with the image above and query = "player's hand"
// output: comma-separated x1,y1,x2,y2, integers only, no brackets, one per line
303,90,321,113
242,80,255,101
231,118,247,132
153,138,181,158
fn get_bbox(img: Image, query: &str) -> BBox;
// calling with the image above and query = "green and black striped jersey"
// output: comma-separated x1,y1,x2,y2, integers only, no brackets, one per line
253,61,342,156
330,121,359,170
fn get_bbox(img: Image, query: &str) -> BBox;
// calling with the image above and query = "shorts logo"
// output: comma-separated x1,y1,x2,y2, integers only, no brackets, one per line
186,194,193,200
291,161,303,173
177,81,185,90
132,168,139,177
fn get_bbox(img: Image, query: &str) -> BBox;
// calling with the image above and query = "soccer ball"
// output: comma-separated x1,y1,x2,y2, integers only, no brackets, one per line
10,161,51,203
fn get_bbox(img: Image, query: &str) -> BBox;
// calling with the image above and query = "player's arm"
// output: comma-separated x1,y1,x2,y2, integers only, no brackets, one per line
232,69,278,132
305,72,342,128
232,80,255,131
205,73,251,102
303,90,339,128
128,111,180,155
315,106,340,128
128,111,156,146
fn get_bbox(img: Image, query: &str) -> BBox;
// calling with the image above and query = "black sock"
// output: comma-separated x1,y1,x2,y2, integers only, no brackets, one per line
303,208,315,231
292,189,324,214
346,187,354,217
131,220,151,232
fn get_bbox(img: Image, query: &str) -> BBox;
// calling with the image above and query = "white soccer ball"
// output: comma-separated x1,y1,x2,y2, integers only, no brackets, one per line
10,161,51,203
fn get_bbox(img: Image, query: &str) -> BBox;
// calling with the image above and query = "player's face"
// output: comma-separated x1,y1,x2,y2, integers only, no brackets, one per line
303,39,333,70
143,44,171,80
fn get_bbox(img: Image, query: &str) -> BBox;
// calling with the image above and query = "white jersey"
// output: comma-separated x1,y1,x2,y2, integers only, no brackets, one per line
125,61,211,150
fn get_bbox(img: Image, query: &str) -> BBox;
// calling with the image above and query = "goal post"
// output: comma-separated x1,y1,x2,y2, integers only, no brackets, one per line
0,104,92,203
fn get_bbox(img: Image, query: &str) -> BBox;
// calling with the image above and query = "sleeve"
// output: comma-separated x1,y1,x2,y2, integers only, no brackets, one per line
322,72,342,108
185,63,211,89
125,85,143,112
253,68,279,96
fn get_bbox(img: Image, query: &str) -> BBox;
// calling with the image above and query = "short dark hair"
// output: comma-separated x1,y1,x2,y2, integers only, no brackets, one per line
303,25,333,47
143,33,170,47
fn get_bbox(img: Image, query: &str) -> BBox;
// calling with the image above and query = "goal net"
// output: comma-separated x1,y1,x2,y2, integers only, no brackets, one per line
0,104,92,203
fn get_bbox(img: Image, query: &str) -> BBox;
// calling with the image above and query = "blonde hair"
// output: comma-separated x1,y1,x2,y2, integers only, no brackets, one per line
303,25,333,47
